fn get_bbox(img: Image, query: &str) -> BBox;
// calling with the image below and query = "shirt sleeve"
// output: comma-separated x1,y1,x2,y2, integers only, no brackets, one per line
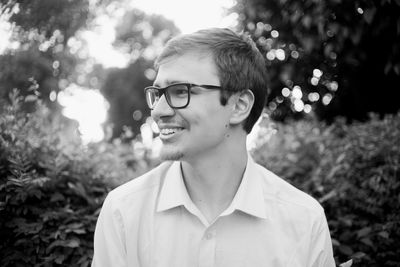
92,193,127,267
308,211,336,267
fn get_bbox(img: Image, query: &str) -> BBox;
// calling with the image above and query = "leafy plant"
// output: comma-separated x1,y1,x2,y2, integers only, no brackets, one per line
252,113,400,266
0,90,145,266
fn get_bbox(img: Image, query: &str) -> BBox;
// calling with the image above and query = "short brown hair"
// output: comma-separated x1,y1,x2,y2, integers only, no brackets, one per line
155,28,268,133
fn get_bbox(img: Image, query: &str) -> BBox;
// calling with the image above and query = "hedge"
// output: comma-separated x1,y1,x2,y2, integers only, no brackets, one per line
251,114,400,266
1,89,399,266
0,90,146,266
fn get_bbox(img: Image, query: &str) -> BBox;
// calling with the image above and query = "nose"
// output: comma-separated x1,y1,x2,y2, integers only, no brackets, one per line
151,94,175,121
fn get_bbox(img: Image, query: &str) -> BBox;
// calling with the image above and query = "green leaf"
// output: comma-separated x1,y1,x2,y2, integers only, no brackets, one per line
339,259,353,267
72,229,86,234
47,238,80,251
363,7,376,24
339,245,354,256
360,237,374,247
352,251,366,259
378,231,389,239
24,95,38,103
55,254,66,264
65,239,80,248
357,226,372,238
50,192,65,202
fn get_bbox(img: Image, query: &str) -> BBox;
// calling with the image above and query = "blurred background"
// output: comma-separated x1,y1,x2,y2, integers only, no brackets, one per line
0,0,399,266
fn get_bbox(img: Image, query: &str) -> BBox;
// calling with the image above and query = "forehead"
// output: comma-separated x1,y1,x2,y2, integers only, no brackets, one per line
154,52,220,86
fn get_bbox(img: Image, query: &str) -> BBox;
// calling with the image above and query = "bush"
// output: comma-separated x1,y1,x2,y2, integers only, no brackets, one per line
0,90,146,266
251,114,400,266
2,88,399,266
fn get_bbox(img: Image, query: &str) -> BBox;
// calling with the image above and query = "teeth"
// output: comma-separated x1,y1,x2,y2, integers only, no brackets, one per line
161,128,175,135
160,128,182,135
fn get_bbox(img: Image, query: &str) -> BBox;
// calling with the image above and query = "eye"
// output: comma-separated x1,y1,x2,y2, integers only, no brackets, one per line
175,89,187,95
168,84,188,97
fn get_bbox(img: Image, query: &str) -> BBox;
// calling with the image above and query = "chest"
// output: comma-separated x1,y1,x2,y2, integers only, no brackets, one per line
127,208,309,267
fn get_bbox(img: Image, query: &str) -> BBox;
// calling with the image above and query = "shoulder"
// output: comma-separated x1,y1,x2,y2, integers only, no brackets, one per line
105,161,173,208
253,161,324,216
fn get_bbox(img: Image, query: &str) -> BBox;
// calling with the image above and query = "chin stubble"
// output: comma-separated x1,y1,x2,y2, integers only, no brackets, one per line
160,149,184,161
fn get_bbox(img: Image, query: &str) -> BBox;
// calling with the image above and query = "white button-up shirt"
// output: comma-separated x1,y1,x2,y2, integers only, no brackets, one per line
92,156,335,267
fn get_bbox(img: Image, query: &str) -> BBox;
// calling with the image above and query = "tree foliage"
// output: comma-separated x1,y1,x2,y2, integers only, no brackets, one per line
0,90,146,266
231,0,400,122
1,1,180,139
100,8,180,138
5,0,90,41
101,58,154,139
0,0,92,113
113,8,180,57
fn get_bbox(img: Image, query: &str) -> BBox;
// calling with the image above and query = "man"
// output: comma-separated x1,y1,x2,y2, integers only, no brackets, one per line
92,28,335,267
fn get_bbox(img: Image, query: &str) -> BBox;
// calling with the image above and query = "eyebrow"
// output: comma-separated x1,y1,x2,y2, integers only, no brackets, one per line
153,80,189,87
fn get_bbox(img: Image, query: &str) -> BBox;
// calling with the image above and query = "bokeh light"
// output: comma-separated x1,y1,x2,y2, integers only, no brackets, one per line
322,93,333,105
292,86,303,99
313,69,323,78
282,87,291,97
293,99,304,112
311,77,319,86
49,91,57,102
304,104,312,113
290,51,299,59
329,81,339,91
266,50,275,60
57,84,109,143
308,92,320,102
0,18,13,54
276,49,285,61
130,0,236,34
271,30,279,38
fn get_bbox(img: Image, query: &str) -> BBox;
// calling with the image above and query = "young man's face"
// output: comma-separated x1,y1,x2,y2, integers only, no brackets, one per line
151,52,234,161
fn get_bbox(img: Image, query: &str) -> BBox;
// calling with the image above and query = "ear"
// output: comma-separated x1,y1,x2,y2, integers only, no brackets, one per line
229,89,254,126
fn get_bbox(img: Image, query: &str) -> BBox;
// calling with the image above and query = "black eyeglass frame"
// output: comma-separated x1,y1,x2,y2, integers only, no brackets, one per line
144,83,223,109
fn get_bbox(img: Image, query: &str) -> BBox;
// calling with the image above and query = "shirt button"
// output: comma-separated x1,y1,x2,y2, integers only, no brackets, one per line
206,232,213,240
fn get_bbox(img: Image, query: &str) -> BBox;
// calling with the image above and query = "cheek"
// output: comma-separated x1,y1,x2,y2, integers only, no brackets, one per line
191,111,230,138
183,95,231,135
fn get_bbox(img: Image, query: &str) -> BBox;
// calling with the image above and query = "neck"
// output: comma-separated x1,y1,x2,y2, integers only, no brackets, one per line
181,131,248,222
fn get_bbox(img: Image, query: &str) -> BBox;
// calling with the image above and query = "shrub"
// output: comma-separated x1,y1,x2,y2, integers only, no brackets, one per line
251,114,400,266
2,87,399,266
0,90,146,266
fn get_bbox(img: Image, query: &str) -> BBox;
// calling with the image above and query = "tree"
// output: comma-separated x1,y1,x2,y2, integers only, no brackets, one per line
100,58,153,139
1,1,180,140
0,0,92,113
230,0,400,122
100,8,180,138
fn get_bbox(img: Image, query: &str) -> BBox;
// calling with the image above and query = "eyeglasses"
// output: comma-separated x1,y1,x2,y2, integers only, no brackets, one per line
144,83,222,109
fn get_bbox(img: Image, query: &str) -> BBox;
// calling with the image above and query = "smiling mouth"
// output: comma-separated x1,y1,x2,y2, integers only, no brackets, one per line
159,128,184,138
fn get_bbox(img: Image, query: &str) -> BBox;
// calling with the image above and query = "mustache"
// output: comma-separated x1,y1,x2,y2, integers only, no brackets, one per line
156,118,188,127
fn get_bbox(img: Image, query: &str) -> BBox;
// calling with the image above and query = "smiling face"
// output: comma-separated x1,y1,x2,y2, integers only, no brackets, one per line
151,52,235,161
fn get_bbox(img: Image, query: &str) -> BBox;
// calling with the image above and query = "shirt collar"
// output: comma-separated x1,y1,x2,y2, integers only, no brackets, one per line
156,161,195,212
156,155,267,220
221,155,267,219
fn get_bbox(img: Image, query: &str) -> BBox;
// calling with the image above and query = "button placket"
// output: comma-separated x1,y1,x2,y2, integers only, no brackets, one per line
198,228,217,267
205,231,214,240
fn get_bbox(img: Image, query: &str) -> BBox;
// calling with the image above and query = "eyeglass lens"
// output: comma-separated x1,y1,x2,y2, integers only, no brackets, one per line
146,84,189,109
145,88,159,109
